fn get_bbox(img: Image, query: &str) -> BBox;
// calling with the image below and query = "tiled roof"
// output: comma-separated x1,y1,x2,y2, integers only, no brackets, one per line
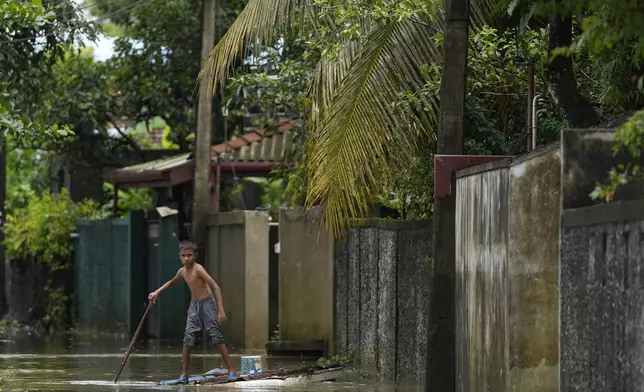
104,119,295,186
213,120,294,162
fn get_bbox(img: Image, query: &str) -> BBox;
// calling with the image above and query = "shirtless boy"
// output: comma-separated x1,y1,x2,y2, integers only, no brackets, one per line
148,240,237,383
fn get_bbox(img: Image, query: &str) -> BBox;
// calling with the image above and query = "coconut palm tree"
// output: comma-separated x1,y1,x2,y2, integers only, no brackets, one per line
199,0,497,237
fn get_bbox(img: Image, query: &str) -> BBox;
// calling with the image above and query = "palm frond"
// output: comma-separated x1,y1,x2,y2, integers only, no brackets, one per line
303,0,500,237
306,40,362,130
198,0,314,95
471,0,500,30
199,0,503,238
303,18,442,237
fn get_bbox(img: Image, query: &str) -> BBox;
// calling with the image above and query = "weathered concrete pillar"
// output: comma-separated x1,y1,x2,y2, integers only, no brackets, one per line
507,148,560,392
276,207,334,353
207,211,269,350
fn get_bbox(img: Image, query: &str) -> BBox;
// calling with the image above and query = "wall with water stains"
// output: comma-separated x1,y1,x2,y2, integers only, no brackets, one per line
334,219,432,384
455,160,511,392
561,204,644,391
455,144,560,392
559,128,644,391
507,146,560,391
278,207,334,344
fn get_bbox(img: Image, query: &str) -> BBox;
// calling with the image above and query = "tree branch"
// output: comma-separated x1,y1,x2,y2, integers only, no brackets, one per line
108,114,147,161
546,13,599,128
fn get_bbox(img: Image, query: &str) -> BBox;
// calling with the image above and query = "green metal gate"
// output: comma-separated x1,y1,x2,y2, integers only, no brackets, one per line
75,211,146,333
147,215,189,339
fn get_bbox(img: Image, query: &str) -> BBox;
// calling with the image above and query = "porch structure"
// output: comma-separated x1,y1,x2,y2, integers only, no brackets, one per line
103,119,295,215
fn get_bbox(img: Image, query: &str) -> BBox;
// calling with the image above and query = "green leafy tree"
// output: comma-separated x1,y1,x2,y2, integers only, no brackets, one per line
200,0,501,236
89,0,246,149
505,0,644,125
34,49,141,169
503,0,644,202
222,47,313,134
202,0,644,234
2,188,106,328
5,146,52,214
0,0,91,143
100,183,154,216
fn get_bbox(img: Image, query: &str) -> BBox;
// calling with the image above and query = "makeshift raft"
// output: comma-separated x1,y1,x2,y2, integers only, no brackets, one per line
159,363,345,387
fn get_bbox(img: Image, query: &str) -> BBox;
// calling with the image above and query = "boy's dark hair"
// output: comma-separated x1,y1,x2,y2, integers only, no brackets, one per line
179,240,197,252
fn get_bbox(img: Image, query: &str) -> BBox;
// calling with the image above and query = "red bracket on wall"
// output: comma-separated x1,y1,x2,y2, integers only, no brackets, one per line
434,155,513,199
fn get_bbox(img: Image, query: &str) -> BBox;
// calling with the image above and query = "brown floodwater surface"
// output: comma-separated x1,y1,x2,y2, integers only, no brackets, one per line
0,332,423,392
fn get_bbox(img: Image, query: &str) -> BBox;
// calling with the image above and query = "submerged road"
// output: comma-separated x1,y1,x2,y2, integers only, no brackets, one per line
0,332,420,391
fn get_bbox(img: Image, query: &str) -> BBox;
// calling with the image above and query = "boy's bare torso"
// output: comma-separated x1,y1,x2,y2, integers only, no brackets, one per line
180,265,213,301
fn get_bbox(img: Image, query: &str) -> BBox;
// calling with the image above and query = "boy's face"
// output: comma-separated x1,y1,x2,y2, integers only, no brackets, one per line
179,249,196,267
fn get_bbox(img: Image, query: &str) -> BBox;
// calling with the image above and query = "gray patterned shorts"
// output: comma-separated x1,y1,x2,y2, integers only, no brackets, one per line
183,296,225,347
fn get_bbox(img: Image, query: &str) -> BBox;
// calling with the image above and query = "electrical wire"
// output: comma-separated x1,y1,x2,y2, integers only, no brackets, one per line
0,0,154,45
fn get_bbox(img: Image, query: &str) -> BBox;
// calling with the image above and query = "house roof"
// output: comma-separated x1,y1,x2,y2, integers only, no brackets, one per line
104,119,296,188
213,119,295,162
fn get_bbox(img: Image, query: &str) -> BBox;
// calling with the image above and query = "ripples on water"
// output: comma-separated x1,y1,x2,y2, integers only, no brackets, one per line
0,333,422,392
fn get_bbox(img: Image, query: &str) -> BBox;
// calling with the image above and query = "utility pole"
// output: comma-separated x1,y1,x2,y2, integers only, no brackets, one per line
193,0,217,262
426,0,469,390
0,139,5,316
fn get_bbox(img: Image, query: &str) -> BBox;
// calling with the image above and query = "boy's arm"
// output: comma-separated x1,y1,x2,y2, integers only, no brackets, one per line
148,268,182,302
198,266,225,315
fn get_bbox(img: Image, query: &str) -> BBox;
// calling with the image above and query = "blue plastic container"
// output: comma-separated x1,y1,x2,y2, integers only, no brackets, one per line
240,356,263,375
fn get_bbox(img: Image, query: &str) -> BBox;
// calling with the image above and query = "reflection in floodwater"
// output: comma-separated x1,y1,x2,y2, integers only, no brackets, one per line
0,333,422,391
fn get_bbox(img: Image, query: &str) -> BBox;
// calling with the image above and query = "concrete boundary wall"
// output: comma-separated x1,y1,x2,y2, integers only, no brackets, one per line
561,203,644,391
334,220,432,384
455,144,560,392
206,211,269,350
560,128,644,391
278,207,334,345
456,161,510,392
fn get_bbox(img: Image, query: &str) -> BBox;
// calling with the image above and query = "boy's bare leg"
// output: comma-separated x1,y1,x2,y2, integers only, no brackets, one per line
182,346,191,376
217,344,234,372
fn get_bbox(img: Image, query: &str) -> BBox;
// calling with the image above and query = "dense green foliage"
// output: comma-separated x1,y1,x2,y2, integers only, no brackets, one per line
2,189,106,328
0,0,89,145
3,189,104,269
37,50,139,168
100,183,154,216
5,147,51,214
204,0,644,229
2,0,643,281
88,0,249,148
591,109,644,201
95,0,203,150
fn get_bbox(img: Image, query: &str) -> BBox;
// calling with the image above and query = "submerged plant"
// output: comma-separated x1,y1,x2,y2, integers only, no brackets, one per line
317,344,356,366
0,366,16,385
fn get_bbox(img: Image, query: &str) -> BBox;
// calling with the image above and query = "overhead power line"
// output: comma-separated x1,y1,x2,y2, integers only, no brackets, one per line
0,0,154,45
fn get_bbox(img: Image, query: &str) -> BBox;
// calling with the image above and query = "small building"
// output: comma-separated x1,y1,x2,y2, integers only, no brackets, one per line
94,119,295,342
103,119,295,231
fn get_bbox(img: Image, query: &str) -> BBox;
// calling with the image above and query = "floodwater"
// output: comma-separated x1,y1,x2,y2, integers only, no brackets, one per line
0,332,422,392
